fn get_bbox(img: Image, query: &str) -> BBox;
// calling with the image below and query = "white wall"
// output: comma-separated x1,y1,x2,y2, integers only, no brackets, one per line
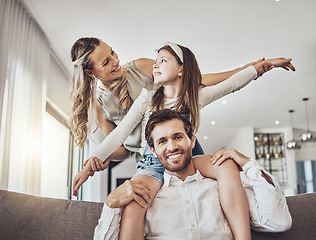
225,127,255,159
46,54,71,116
41,112,70,199
293,128,316,161
111,157,137,191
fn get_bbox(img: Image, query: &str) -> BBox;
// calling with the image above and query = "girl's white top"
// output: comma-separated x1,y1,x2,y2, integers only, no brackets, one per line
93,66,258,162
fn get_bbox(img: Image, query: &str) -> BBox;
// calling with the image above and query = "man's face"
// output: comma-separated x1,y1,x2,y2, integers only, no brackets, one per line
150,119,195,172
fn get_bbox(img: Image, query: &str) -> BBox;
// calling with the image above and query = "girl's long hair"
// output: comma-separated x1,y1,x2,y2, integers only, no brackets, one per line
70,37,132,148
151,45,203,133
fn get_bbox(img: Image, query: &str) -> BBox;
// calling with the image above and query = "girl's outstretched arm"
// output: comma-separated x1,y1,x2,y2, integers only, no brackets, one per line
253,57,295,77
201,58,266,86
199,57,295,108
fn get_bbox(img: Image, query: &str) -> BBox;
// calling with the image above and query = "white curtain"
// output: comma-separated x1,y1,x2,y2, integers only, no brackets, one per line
0,0,50,195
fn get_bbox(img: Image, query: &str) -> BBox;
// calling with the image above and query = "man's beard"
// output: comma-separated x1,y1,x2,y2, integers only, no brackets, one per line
158,147,192,172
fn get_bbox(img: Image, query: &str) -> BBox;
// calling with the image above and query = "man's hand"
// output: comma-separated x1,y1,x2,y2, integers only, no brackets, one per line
210,149,250,170
106,180,151,209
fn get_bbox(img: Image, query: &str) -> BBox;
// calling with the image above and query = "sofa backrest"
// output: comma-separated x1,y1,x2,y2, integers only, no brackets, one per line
251,193,316,240
0,190,103,240
1,190,316,240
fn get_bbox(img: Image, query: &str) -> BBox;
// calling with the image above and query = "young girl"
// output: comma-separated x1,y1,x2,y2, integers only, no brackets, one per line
73,42,295,239
70,37,259,164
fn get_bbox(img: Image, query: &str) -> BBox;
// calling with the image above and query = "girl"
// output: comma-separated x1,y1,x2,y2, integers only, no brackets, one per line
72,42,295,240
70,37,265,166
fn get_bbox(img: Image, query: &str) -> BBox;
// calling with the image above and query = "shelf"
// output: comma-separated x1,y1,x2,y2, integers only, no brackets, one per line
254,132,287,184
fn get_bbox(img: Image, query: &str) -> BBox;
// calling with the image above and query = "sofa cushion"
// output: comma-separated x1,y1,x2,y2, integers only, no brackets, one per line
0,190,103,240
251,193,316,240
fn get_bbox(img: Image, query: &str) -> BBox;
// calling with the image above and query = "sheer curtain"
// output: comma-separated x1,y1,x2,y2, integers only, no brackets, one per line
0,0,50,195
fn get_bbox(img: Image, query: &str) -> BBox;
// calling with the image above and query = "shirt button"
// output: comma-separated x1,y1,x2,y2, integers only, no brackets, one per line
191,224,195,228
186,200,190,204
182,184,185,188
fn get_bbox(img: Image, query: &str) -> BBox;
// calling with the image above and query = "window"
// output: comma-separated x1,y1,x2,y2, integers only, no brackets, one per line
41,101,73,199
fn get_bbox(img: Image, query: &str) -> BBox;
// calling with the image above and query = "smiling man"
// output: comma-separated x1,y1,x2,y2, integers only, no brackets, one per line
94,109,292,240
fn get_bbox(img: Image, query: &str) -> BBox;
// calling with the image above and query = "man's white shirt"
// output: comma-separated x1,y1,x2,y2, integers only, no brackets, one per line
94,159,292,240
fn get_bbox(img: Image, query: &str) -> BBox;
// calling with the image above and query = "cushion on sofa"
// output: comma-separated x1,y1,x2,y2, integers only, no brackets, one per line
0,190,103,240
251,193,316,240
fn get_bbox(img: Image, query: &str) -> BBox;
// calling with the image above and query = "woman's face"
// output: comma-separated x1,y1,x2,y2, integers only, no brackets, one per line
153,49,183,86
85,41,123,88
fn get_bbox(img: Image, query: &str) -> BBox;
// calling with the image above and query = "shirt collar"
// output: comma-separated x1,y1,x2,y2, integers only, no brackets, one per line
163,170,204,187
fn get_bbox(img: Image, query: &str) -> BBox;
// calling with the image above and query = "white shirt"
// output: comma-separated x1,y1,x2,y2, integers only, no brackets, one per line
94,159,292,240
94,66,258,161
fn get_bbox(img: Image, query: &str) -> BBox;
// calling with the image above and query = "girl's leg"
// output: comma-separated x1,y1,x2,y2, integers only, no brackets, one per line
193,155,251,240
119,175,162,240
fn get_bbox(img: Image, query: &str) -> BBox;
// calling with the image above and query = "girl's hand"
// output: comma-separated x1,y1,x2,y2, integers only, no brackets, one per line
210,149,250,170
106,180,151,208
83,156,110,176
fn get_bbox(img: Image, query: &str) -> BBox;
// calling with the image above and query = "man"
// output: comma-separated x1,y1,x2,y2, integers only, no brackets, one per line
94,109,292,240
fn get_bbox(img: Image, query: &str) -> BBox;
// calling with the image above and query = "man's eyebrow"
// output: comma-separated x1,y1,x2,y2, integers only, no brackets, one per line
174,132,185,136
155,132,185,143
101,48,113,66
155,136,166,143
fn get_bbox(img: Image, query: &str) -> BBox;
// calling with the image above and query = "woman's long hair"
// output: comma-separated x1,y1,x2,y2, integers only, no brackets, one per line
70,37,132,148
151,44,203,133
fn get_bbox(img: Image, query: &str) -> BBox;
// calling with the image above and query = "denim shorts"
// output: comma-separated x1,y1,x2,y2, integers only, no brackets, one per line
132,138,204,184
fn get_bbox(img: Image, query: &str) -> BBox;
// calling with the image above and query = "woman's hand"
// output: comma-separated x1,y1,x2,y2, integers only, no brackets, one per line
106,180,151,208
72,163,92,197
254,57,296,78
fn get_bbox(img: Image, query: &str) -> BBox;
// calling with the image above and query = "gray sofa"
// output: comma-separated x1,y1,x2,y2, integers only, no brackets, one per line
0,190,316,240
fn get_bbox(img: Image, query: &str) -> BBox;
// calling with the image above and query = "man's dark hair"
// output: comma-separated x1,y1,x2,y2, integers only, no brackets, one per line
145,109,193,148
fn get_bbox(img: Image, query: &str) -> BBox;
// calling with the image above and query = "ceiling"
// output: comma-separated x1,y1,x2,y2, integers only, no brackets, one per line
22,0,316,153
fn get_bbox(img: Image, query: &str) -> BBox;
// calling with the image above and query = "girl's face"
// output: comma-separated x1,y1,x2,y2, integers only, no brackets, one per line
85,41,123,88
153,49,183,86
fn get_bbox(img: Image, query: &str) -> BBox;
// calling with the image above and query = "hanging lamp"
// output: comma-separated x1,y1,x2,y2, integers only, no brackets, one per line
300,98,316,142
286,110,301,149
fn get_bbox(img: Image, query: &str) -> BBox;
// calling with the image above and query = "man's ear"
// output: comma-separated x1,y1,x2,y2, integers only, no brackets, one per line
190,135,196,149
84,69,94,78
149,146,158,158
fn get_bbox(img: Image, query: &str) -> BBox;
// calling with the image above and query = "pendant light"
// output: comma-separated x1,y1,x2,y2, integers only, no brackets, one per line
300,98,316,142
286,110,301,149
